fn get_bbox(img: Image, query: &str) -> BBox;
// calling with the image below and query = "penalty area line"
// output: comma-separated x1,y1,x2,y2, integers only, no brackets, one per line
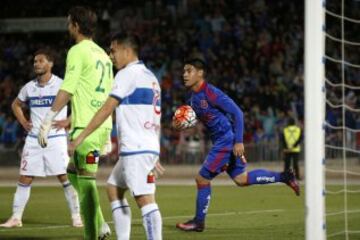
0,209,284,232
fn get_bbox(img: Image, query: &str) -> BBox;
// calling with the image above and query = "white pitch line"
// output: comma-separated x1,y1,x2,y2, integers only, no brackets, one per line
0,209,284,232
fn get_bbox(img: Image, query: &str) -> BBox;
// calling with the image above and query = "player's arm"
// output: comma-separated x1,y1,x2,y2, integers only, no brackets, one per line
38,90,72,147
44,45,81,118
50,90,72,113
11,98,32,132
43,47,81,121
68,97,119,156
38,47,81,147
53,115,71,131
209,89,245,157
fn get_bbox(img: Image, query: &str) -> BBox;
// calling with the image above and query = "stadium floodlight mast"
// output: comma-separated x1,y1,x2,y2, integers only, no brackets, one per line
305,0,326,239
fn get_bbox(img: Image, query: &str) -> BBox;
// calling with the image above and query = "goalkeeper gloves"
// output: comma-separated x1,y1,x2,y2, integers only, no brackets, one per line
38,110,58,148
100,135,112,155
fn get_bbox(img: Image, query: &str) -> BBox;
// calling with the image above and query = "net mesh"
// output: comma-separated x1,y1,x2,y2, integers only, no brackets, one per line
324,0,360,239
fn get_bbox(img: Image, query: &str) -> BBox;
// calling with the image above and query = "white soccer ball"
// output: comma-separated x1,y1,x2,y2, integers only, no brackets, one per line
173,105,197,129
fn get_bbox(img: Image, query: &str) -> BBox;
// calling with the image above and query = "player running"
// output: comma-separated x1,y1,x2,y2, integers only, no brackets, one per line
68,33,163,240
38,6,112,240
174,56,300,232
0,49,82,228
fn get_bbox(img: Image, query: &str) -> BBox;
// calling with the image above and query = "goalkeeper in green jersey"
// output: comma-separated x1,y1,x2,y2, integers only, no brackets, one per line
38,6,113,240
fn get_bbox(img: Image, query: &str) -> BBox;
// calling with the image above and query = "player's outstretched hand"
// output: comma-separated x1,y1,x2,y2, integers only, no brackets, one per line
68,136,83,157
38,110,58,148
38,120,52,148
68,141,76,157
233,143,245,157
100,135,112,156
171,119,183,131
21,120,33,132
153,161,165,178
52,118,70,131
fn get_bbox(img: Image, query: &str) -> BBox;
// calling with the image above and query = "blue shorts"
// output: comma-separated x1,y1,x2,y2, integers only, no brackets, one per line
200,133,247,180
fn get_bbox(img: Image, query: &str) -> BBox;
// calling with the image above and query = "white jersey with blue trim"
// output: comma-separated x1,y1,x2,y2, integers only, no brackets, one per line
17,75,67,138
110,61,161,156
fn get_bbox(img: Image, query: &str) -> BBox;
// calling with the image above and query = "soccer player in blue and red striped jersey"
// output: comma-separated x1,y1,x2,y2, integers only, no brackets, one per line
174,57,300,232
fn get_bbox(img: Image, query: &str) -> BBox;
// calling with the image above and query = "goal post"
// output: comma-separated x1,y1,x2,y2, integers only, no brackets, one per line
305,0,326,239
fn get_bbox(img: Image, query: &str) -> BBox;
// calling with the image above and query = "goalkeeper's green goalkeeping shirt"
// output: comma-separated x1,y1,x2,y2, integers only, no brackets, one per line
61,39,113,129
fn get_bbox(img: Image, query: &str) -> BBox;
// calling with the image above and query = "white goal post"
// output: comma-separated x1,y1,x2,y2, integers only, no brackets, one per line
305,0,326,240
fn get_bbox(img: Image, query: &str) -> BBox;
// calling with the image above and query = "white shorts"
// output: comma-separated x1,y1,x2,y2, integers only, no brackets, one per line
20,136,69,177
107,154,158,196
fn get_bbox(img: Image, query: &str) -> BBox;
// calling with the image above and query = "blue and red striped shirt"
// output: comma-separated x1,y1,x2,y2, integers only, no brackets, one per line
188,81,244,143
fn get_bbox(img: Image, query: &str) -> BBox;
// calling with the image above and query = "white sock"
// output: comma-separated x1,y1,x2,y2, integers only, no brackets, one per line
141,203,162,240
12,182,31,220
62,181,80,217
111,199,131,240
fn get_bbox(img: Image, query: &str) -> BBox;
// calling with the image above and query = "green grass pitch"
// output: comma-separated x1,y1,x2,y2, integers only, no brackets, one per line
0,184,359,240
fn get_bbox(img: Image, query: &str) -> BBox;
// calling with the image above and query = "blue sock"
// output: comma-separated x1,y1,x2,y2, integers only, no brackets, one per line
194,183,211,222
247,169,282,185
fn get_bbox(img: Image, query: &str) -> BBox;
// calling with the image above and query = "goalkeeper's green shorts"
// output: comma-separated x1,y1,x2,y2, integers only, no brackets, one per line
69,127,111,174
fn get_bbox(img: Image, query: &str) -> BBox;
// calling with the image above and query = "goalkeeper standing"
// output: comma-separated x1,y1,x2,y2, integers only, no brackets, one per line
38,6,112,240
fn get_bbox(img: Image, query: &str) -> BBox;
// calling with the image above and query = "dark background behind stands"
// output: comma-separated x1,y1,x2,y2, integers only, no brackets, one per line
0,0,359,165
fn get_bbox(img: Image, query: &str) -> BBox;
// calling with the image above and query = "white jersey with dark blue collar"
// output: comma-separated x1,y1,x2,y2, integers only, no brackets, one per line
17,75,67,139
110,61,161,156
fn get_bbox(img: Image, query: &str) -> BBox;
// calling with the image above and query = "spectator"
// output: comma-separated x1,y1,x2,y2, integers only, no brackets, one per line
1,115,18,148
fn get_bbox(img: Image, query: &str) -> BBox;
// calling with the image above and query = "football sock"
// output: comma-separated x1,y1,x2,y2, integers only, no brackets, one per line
111,199,131,240
12,182,31,220
194,183,211,222
78,176,100,239
247,169,281,185
141,203,162,240
62,180,80,216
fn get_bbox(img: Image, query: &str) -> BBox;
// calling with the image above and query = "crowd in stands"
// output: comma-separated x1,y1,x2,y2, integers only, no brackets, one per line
0,0,359,160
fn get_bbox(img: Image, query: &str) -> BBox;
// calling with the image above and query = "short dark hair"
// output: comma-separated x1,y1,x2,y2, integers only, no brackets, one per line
288,117,296,125
111,32,141,55
34,49,55,63
68,6,97,37
184,55,207,72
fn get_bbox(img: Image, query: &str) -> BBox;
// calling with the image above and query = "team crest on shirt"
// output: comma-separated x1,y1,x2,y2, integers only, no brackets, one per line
200,99,208,109
86,151,99,164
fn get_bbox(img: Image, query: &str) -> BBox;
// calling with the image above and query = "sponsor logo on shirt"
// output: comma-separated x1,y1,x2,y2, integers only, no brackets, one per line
144,121,160,131
29,96,55,107
91,99,105,108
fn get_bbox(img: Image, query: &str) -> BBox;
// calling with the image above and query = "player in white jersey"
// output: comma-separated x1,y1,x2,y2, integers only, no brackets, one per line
0,49,83,228
68,33,164,240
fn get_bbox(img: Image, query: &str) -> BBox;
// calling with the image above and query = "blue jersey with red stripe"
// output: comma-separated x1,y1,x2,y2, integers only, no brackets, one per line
188,81,244,143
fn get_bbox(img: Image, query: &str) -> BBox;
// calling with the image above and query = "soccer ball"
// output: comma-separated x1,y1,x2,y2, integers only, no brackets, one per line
173,105,197,129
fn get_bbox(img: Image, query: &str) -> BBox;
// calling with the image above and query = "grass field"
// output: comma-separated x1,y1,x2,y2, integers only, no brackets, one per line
0,184,359,240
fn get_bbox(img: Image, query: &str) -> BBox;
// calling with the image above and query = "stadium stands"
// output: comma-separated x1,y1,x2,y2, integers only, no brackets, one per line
0,0,326,163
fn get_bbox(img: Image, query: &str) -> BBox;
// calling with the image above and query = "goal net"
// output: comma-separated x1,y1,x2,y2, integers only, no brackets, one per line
306,0,360,240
